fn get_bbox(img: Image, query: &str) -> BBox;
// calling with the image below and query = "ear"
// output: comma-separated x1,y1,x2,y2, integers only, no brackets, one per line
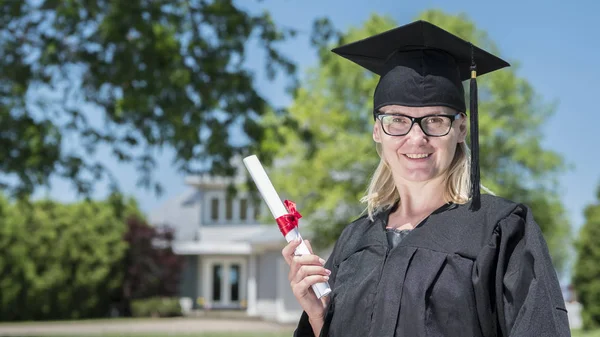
373,122,382,143
457,113,468,143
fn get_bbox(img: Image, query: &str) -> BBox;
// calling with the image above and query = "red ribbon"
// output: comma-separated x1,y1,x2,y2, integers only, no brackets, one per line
276,200,302,236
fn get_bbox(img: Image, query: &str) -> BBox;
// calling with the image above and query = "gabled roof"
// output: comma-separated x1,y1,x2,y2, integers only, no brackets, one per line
148,188,201,239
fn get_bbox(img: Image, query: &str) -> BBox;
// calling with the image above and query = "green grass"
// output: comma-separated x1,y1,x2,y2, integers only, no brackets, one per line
13,329,600,337
0,317,180,327
0,318,295,336
573,330,600,337
24,331,292,337
21,330,600,337
0,317,179,325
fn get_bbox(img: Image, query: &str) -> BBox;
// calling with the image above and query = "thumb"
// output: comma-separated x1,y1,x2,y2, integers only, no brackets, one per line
304,239,314,254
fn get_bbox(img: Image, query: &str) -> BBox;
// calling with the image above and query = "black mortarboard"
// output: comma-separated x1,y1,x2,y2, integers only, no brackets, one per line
332,20,510,210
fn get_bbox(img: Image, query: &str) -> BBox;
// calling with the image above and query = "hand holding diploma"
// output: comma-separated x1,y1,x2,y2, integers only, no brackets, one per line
243,155,332,334
282,237,331,335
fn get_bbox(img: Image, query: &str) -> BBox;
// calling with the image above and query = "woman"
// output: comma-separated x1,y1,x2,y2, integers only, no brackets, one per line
282,20,571,337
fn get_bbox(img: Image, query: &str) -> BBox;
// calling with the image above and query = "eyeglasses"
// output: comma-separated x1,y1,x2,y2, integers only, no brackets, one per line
375,113,461,137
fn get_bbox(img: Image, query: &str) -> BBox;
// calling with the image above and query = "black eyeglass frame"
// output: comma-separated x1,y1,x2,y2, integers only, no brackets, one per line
374,112,462,137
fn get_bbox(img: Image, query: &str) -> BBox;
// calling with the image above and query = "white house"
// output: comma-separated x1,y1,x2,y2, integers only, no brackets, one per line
148,171,314,324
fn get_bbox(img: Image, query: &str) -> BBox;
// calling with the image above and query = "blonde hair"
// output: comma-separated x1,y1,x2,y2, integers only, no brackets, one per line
360,141,471,220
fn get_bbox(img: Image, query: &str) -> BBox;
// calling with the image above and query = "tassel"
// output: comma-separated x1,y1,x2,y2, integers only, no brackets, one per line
469,45,481,211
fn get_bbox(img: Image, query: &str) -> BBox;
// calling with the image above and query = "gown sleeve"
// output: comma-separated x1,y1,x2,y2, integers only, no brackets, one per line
474,204,571,337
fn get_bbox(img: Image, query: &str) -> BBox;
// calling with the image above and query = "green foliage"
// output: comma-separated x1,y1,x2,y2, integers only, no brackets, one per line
258,14,385,247
260,10,570,272
0,0,296,197
573,183,600,329
573,329,600,337
117,216,184,316
0,191,186,321
0,195,132,321
130,297,182,318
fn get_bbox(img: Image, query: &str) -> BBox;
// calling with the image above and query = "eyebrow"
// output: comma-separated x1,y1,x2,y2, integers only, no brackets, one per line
381,110,447,115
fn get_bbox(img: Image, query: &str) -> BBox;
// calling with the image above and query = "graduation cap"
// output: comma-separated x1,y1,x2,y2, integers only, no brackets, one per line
332,20,510,210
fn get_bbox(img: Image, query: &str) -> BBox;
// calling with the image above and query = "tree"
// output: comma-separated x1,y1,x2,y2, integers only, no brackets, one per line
573,182,600,329
0,0,296,197
0,195,132,321
118,216,184,317
260,11,571,272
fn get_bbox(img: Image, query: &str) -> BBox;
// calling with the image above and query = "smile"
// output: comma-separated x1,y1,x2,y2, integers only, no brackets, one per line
404,153,431,159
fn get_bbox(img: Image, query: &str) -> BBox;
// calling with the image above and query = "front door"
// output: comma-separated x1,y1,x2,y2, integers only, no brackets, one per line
203,257,246,309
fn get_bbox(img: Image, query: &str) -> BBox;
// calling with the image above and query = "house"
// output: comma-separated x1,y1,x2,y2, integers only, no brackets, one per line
562,284,583,330
148,170,317,324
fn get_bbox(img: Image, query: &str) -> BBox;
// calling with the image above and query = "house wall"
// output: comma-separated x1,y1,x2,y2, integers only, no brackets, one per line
281,271,303,312
276,252,303,323
179,255,199,308
255,250,279,320
254,249,303,322
257,251,278,300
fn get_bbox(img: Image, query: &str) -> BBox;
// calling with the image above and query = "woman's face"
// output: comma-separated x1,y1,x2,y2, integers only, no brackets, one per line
373,105,467,184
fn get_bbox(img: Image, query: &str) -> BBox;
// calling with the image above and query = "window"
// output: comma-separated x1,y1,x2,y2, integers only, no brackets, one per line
211,198,219,221
229,264,240,302
212,265,222,302
225,197,233,220
239,199,247,221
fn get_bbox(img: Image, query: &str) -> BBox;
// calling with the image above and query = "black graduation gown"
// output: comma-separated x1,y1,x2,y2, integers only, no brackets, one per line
294,195,571,337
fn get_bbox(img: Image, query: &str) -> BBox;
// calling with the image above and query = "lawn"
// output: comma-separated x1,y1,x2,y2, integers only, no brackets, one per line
26,331,292,337
1,317,594,337
24,331,600,337
10,329,600,337
0,317,295,337
21,329,600,337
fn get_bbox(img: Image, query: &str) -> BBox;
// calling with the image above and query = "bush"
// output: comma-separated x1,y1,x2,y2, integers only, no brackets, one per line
0,195,133,321
116,216,184,316
0,192,184,321
131,297,182,317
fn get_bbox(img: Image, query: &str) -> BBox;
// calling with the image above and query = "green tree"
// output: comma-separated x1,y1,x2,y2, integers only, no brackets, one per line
573,183,600,329
0,195,133,321
260,11,570,272
118,216,184,317
0,0,296,197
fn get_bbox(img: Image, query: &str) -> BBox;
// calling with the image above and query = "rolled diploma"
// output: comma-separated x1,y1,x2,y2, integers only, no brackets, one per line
242,155,332,299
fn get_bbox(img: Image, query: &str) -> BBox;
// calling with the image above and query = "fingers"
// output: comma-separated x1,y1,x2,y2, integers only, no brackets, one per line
291,264,331,285
304,239,314,254
281,238,302,265
288,255,328,283
282,239,330,301
291,274,331,298
281,239,330,315
289,254,326,277
282,238,317,266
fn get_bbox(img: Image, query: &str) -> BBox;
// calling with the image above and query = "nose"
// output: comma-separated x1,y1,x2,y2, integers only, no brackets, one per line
406,121,428,144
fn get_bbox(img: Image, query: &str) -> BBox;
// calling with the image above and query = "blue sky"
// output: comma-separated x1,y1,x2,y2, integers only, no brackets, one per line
39,0,599,234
